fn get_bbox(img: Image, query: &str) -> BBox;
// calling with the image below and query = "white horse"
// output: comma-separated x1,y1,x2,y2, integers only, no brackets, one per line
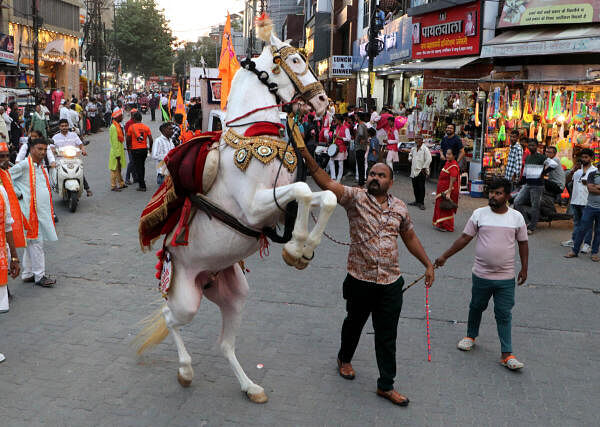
134,32,336,403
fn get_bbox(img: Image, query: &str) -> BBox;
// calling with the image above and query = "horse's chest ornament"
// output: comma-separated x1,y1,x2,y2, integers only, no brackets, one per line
223,129,297,173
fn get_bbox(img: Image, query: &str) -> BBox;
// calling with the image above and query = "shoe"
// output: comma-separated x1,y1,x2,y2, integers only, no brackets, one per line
419,203,426,210
22,276,35,283
376,389,410,406
527,229,534,235
0,353,5,363
111,187,122,192
564,251,577,258
35,276,56,288
86,190,93,197
336,358,355,380
457,337,475,351
125,180,133,185
407,202,418,206
581,243,591,254
54,215,59,224
136,187,147,192
591,254,600,262
560,239,574,247
501,355,524,370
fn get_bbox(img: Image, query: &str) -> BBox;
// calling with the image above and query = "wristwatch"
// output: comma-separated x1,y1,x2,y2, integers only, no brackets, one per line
11,257,19,263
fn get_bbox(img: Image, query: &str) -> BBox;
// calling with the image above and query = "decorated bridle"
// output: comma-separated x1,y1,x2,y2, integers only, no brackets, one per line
239,44,323,106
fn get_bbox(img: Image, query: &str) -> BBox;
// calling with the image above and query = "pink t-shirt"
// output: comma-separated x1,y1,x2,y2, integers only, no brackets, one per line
463,206,528,280
52,90,64,114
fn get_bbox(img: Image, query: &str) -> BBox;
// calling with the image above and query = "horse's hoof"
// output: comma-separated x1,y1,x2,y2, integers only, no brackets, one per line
177,371,192,388
281,247,298,267
247,390,268,404
294,258,309,270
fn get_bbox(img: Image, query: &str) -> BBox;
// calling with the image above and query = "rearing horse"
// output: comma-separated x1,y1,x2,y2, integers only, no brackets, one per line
134,31,336,403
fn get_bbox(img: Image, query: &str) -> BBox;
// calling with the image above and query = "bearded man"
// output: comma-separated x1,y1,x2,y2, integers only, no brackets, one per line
300,145,435,406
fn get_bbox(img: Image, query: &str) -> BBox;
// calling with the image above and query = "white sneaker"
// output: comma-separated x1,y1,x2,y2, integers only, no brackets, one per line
581,243,591,254
560,239,573,247
501,355,524,370
457,337,475,351
0,353,5,363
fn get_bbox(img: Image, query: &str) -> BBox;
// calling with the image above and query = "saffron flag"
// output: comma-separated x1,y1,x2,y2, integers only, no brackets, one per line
175,87,186,128
218,13,240,110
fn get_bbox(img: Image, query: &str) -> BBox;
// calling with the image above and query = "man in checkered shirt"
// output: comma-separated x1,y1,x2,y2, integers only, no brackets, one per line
504,130,523,185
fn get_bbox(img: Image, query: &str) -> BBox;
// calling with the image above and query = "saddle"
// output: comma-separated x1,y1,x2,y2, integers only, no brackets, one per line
138,132,221,250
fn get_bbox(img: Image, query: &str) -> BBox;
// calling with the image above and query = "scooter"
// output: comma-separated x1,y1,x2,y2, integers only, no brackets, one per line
53,146,84,212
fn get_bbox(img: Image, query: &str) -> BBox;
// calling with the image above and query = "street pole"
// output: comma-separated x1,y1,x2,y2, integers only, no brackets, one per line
31,0,41,93
366,0,378,110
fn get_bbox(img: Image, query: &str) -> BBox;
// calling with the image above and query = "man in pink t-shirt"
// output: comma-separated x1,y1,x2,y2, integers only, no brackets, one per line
435,178,529,370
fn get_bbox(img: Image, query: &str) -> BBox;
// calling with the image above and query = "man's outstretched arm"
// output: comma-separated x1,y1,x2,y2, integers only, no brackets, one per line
298,147,344,200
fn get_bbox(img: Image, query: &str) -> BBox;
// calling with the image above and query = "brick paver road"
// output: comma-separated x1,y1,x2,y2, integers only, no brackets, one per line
1,118,598,426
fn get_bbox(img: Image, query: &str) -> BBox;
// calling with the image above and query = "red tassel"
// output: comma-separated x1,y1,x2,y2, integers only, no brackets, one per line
155,272,161,279
156,248,164,259
155,261,162,270
171,197,192,246
259,234,270,258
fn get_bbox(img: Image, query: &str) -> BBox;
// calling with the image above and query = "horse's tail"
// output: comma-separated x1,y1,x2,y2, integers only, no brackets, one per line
132,305,169,355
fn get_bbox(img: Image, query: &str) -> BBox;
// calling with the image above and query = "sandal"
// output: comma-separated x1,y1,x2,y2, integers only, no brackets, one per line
501,355,524,370
592,255,600,262
564,252,577,258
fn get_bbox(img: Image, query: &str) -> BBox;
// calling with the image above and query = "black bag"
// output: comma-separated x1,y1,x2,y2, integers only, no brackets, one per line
439,195,458,210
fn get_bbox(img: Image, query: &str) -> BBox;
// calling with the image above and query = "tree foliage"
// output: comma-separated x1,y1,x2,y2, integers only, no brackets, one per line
114,0,175,77
174,37,220,77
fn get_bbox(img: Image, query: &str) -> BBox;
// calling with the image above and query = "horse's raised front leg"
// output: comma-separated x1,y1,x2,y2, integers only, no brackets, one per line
299,189,337,262
253,182,312,269
164,265,205,387
203,264,267,403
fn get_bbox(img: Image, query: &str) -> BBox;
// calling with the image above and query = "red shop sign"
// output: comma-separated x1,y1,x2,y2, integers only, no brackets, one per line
411,1,481,60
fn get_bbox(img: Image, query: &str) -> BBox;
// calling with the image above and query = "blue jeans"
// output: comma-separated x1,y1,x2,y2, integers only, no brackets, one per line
573,206,600,255
571,204,593,245
467,274,515,353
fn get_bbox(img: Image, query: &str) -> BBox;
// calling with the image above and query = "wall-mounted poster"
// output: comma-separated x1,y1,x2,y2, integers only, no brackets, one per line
499,0,600,27
207,80,221,104
411,2,481,59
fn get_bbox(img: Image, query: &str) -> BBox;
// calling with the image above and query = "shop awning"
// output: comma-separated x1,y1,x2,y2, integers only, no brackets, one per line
387,56,480,73
43,39,66,56
481,27,600,58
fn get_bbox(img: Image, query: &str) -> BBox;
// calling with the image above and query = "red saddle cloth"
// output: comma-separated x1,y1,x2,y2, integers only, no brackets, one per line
138,132,221,250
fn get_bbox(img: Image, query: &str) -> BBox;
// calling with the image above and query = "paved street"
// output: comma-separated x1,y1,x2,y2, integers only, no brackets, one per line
1,118,598,426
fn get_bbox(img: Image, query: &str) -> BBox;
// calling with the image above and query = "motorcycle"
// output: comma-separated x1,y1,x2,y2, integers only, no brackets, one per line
52,146,84,212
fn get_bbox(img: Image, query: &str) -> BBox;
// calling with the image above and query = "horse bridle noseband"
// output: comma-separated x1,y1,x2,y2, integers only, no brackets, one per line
240,45,323,106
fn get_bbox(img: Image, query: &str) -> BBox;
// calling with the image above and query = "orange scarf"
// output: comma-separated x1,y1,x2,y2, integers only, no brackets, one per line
0,169,26,248
113,120,124,142
0,194,6,286
24,156,55,240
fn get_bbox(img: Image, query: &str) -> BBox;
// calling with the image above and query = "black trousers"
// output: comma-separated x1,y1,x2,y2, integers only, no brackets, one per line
150,108,156,121
131,148,148,189
356,149,366,185
412,171,426,204
338,273,404,391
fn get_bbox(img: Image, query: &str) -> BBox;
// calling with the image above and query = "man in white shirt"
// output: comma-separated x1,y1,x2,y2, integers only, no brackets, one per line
52,120,92,196
85,98,98,133
151,122,174,185
0,106,8,140
59,100,70,125
408,135,432,210
69,104,80,133
561,148,597,252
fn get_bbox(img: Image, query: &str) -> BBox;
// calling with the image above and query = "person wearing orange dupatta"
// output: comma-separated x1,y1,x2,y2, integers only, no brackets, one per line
9,138,57,288
433,148,460,232
0,141,21,315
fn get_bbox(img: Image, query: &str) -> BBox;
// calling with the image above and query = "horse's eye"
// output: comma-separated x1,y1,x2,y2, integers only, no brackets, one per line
293,58,299,64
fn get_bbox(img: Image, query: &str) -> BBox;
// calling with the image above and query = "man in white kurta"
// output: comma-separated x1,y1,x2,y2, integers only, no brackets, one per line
9,139,57,287
0,185,15,312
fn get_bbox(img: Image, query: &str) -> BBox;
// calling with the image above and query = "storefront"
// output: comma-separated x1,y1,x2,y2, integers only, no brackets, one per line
477,0,600,182
9,22,80,95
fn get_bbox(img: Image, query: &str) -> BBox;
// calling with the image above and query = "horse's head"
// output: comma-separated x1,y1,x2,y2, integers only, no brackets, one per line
253,34,328,117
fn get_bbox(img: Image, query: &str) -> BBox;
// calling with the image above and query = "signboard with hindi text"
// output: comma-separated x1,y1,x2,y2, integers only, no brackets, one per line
499,0,600,27
411,2,481,59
